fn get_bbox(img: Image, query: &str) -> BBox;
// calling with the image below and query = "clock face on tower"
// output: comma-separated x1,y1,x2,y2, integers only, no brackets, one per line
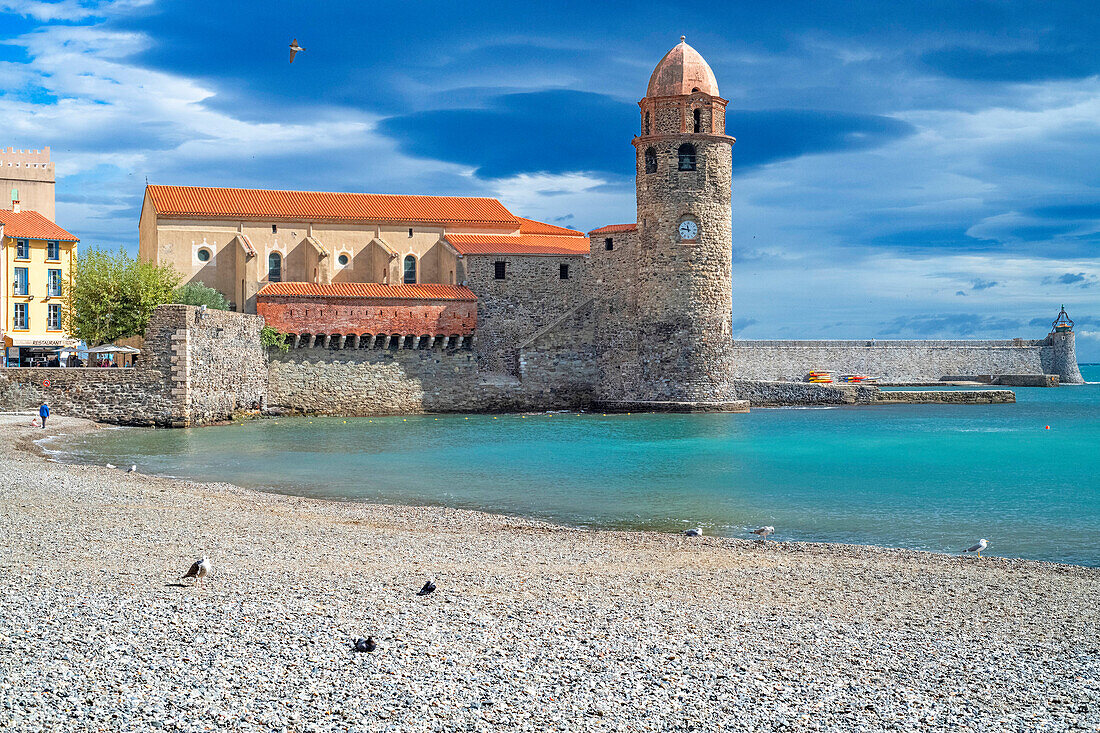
678,219,699,241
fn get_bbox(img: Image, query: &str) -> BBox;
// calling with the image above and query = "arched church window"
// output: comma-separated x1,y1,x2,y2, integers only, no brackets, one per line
678,143,697,171
693,108,701,133
645,147,657,174
403,255,417,284
644,111,651,135
268,252,282,282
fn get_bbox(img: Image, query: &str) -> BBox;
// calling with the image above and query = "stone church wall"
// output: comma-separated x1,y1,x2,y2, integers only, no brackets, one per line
463,254,588,374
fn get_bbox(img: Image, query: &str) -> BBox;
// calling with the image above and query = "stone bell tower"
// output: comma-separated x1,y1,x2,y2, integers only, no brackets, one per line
596,36,743,409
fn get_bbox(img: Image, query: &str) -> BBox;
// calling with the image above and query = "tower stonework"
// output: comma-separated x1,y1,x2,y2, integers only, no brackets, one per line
591,37,745,410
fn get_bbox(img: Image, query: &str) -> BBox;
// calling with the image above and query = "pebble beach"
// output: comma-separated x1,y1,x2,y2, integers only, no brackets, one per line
1,414,1098,732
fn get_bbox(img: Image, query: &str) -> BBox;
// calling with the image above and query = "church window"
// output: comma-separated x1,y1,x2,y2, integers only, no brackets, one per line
645,147,657,174
693,109,701,133
678,143,697,171
644,111,651,135
338,253,349,266
403,255,417,284
494,261,507,280
604,238,614,251
560,263,570,280
268,252,282,282
271,224,277,234
408,228,414,237
197,247,211,262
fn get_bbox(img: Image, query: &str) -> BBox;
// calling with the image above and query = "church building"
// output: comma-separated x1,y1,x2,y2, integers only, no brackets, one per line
138,37,745,405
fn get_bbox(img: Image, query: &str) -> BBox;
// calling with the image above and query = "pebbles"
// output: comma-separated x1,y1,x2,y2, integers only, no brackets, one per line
1,414,1098,731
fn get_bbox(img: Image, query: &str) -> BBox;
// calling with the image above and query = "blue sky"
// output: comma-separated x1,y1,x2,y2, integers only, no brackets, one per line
1,0,1098,358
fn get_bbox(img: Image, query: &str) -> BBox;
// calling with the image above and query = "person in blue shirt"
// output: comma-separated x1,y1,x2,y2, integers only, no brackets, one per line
39,403,49,429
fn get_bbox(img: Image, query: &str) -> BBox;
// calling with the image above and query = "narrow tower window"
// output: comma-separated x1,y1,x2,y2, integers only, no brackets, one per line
403,255,417,284
494,261,507,280
678,143,697,171
693,108,701,133
559,263,570,280
268,252,282,281
644,111,651,135
645,147,657,174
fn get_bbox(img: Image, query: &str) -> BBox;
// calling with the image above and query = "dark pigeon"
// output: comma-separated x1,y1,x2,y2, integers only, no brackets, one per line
353,636,376,653
417,580,436,596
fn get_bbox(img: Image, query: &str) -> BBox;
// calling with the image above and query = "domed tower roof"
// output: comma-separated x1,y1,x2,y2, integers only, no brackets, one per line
646,36,719,98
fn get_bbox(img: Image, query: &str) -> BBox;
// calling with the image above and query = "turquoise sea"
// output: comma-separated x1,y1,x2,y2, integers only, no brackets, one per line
51,365,1100,566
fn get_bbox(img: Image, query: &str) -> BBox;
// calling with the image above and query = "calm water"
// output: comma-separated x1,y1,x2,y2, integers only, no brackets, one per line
50,365,1100,566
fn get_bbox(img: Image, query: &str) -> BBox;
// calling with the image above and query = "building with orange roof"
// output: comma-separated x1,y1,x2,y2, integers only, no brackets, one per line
0,194,79,365
139,184,592,372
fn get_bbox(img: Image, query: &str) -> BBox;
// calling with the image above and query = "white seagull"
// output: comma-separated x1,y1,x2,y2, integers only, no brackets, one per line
289,38,304,63
182,556,213,587
127,465,137,473
964,539,988,557
684,527,703,537
751,526,775,540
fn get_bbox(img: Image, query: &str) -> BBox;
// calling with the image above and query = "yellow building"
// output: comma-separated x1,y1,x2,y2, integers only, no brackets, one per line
0,204,79,365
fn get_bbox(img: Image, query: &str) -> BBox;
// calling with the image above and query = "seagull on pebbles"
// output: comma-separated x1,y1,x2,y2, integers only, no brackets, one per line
751,526,775,540
417,580,436,596
964,539,988,557
683,527,703,537
353,636,377,653
126,465,136,473
182,556,213,588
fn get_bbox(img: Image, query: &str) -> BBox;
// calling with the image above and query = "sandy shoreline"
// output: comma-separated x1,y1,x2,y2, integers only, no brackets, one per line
1,414,1098,731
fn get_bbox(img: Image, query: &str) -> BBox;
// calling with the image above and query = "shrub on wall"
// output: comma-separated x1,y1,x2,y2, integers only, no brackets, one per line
65,248,181,346
172,282,230,310
260,325,290,352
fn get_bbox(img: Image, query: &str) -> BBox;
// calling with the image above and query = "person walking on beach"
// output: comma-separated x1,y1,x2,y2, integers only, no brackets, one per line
39,403,49,429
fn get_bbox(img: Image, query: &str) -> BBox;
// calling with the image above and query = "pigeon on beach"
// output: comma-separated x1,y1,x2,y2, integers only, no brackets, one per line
417,580,436,596
289,38,304,63
127,465,136,473
751,526,775,540
182,556,213,587
353,636,376,653
964,539,988,557
683,527,703,537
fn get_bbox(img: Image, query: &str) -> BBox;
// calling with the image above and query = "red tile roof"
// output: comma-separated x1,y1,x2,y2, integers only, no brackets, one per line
257,282,477,301
516,217,585,236
147,185,518,226
0,209,79,241
446,233,591,256
587,223,637,236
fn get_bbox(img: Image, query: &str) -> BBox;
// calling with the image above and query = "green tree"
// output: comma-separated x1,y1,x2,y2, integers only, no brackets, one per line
172,282,230,310
260,325,290,352
65,247,181,346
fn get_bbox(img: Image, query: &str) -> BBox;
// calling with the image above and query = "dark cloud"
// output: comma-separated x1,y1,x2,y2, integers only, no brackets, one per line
879,314,1023,336
378,92,914,179
1041,272,1096,288
970,278,998,290
955,290,967,296
732,317,758,333
922,46,1100,82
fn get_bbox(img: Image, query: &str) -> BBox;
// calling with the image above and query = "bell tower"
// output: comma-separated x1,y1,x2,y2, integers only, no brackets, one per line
617,36,740,406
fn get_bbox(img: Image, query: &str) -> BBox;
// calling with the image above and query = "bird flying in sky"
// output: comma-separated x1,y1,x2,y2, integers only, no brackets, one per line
289,39,304,64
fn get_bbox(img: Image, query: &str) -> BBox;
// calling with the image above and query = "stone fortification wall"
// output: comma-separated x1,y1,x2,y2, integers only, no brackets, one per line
728,337,1081,384
463,254,588,375
266,339,594,416
0,305,265,426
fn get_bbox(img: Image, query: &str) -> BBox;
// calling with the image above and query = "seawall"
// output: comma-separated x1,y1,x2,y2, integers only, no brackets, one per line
0,306,265,426
730,335,1083,385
